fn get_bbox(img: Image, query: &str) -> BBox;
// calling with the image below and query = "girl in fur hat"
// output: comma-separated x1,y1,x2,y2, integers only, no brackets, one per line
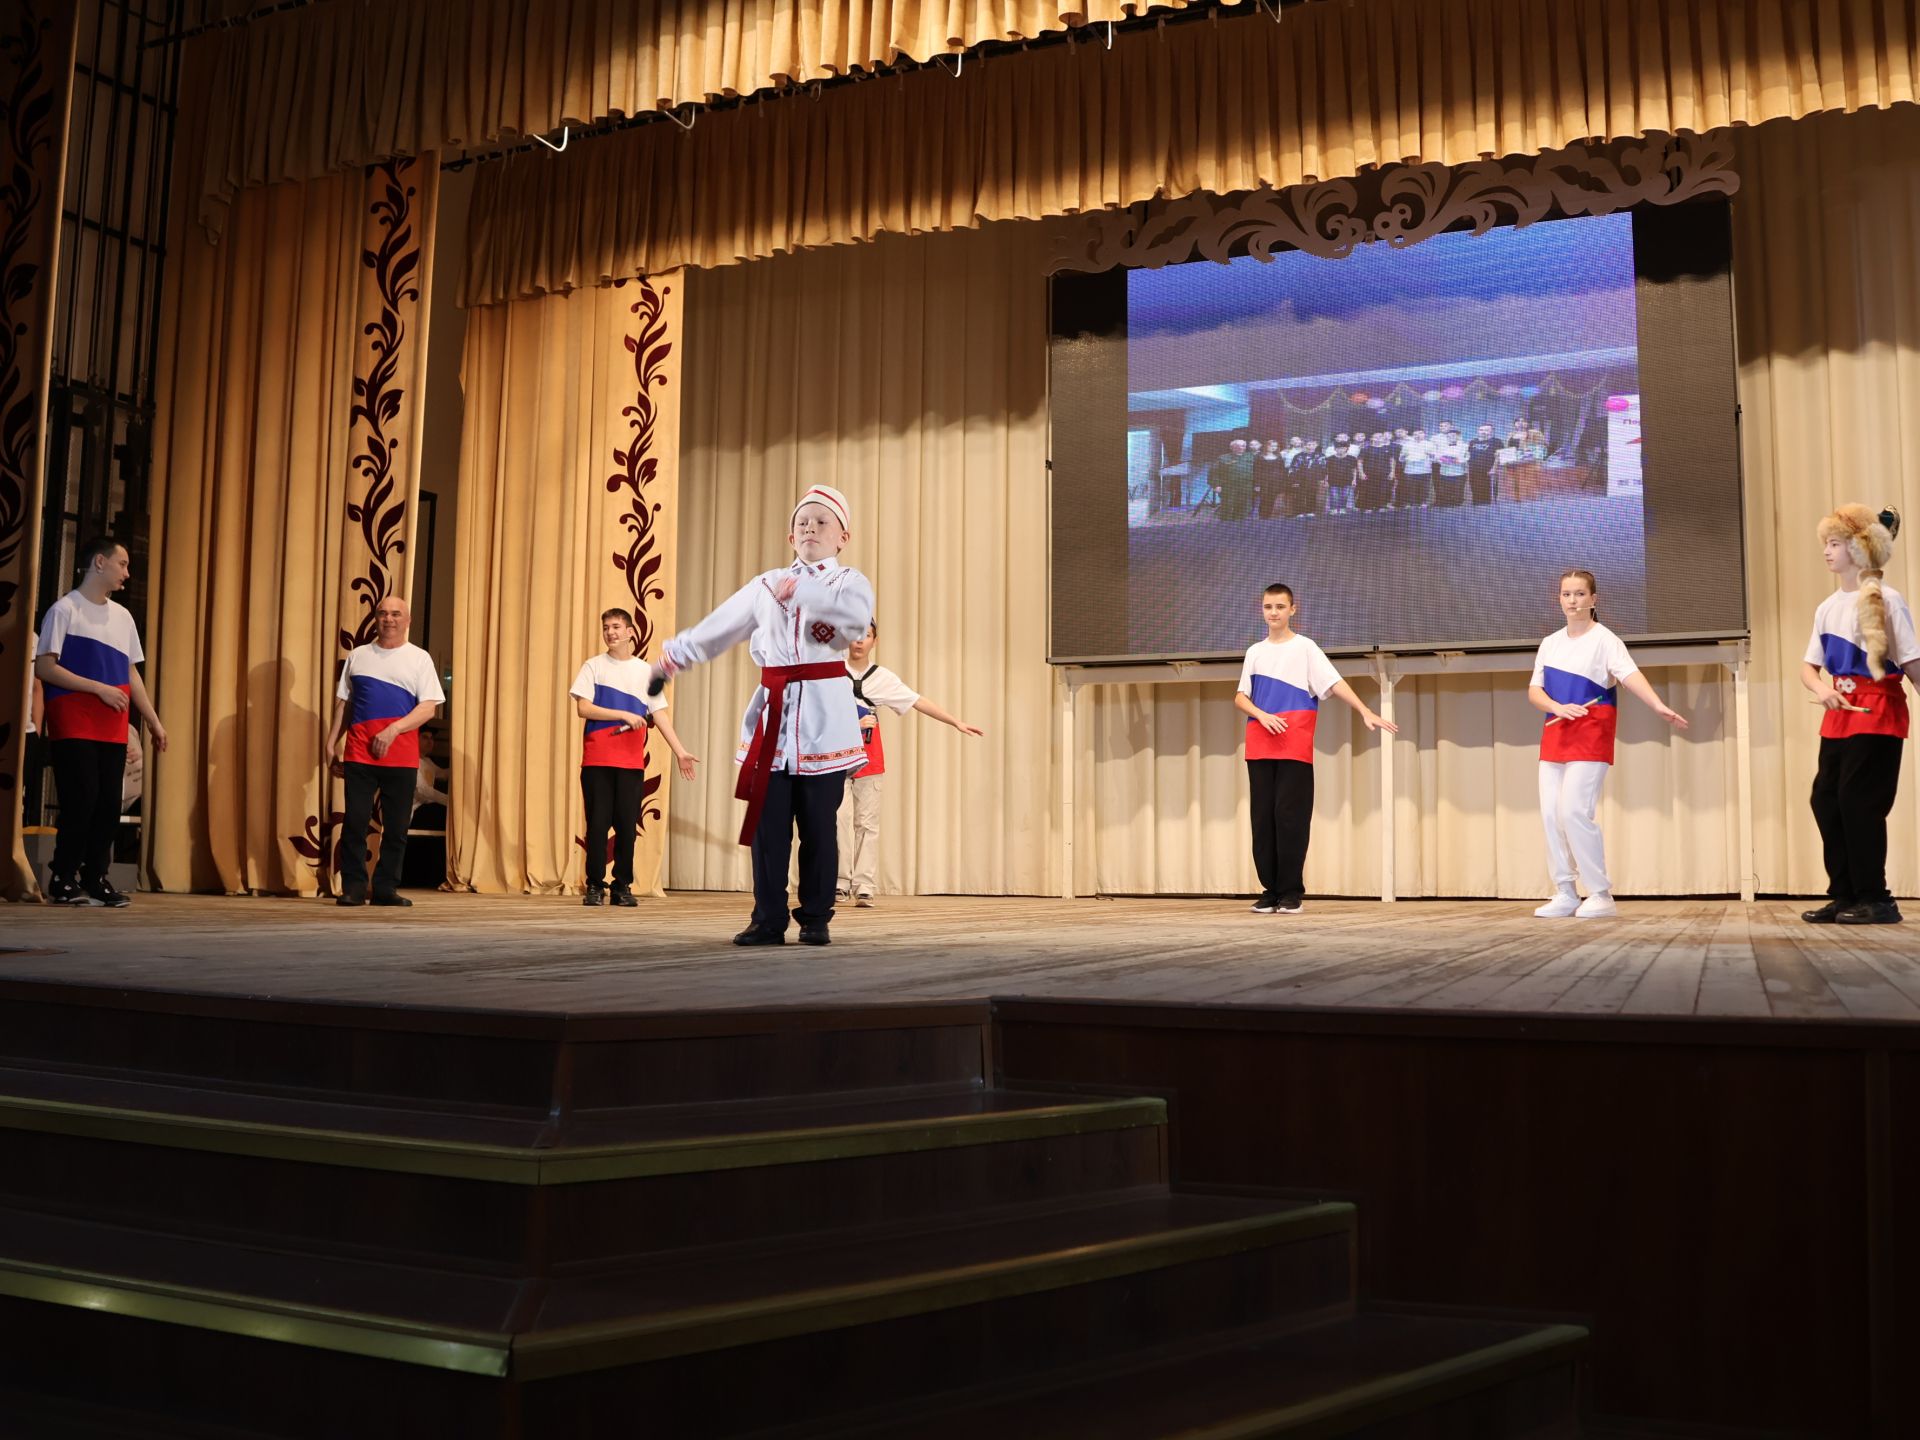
1801,504,1920,924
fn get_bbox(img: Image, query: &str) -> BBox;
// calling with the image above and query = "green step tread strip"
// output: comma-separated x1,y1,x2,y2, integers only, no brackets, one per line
1177,1322,1591,1440
0,1202,1357,1381
0,1093,1166,1184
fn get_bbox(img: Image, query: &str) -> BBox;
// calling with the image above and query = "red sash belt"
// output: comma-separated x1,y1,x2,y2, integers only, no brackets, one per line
735,661,847,845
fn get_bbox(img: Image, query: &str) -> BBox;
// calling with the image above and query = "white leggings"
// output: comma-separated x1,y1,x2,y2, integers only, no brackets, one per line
1539,760,1611,895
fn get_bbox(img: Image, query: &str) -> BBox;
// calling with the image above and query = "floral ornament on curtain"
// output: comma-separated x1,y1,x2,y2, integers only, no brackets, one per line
292,159,426,891
604,277,673,835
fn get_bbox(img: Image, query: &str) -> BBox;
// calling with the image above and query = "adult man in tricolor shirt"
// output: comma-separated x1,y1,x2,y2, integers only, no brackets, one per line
326,595,444,907
34,536,167,906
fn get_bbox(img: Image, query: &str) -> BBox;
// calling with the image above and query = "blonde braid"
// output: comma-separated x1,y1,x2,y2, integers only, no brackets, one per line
1859,569,1891,679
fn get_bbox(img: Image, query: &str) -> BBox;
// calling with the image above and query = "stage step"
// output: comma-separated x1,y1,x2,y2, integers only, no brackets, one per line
0,1193,1358,1438
0,1069,1167,1264
765,1312,1587,1439
0,982,990,1111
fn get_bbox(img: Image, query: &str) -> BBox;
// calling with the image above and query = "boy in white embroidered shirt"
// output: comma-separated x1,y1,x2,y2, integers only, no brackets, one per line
835,617,984,907
654,486,874,946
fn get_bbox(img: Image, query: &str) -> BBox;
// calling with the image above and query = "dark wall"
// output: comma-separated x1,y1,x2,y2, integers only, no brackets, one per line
995,1000,1917,1437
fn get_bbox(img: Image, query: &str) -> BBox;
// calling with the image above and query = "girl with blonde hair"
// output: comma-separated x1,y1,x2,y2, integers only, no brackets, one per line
1802,505,1920,924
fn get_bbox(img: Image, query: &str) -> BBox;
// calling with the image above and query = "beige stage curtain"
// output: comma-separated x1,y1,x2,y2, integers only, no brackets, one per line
448,276,682,896
147,136,438,895
1733,102,1920,897
462,0,1920,304
669,104,1920,900
190,0,1235,230
671,223,1052,895
0,1,79,901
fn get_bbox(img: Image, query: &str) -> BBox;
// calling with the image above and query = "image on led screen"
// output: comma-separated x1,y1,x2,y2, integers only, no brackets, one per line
1122,214,1649,656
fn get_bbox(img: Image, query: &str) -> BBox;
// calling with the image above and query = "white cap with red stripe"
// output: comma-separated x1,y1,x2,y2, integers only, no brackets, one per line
791,485,850,532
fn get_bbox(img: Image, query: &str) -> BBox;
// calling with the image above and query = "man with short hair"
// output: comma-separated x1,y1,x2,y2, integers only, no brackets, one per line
34,536,166,906
326,596,444,907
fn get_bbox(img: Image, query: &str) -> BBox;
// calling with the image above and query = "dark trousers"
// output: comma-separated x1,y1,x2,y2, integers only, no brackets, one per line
1469,464,1496,504
340,761,417,899
1810,735,1903,904
1248,758,1314,906
49,738,126,882
751,769,847,931
581,765,643,887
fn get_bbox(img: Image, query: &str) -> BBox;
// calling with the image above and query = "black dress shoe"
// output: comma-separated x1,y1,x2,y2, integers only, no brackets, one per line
1801,899,1847,924
609,884,638,908
371,894,413,908
733,925,785,946
797,925,831,946
1837,900,1903,925
336,891,365,907
582,884,606,908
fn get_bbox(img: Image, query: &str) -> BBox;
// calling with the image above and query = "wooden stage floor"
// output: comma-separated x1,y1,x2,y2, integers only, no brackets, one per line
5,892,1920,1023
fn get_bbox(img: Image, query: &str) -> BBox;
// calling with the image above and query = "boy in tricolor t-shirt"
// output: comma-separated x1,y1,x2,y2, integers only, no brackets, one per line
569,607,698,908
1234,583,1397,914
835,618,983,906
1528,569,1687,919
34,536,167,906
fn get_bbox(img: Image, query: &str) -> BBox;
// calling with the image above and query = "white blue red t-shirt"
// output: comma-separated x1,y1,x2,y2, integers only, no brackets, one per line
848,661,918,778
1804,587,1920,739
1238,635,1342,763
336,642,444,767
570,654,663,770
37,591,143,744
1532,623,1638,764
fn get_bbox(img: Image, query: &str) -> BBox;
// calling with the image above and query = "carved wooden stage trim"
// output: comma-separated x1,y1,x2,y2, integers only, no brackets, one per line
2,892,1918,1022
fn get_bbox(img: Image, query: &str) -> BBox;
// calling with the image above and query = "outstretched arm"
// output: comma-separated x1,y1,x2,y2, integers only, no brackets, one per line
662,578,766,670
1327,678,1398,734
647,710,700,781
910,696,983,737
1619,670,1688,729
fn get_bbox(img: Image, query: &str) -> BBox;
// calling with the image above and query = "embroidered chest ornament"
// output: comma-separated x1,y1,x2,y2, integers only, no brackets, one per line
810,621,836,644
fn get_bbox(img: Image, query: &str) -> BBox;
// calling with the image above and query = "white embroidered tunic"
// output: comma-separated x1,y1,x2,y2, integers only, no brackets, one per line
662,557,876,776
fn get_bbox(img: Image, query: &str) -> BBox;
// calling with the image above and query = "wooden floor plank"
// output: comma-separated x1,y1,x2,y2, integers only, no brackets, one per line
1,893,1917,1024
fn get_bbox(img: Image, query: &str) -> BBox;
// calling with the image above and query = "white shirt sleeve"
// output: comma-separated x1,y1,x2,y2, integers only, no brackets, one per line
1236,647,1257,698
1305,641,1342,699
1529,638,1549,689
1804,622,1826,669
36,603,68,660
1888,594,1920,668
569,660,596,702
1603,630,1640,684
414,651,446,707
664,577,767,669
860,665,920,714
124,613,145,666
335,649,357,702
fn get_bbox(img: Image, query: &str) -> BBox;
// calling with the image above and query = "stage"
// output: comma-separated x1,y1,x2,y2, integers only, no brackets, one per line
5,892,1919,1023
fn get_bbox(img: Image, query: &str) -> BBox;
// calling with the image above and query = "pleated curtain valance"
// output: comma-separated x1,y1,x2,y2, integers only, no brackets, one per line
456,0,1920,305
189,0,1227,231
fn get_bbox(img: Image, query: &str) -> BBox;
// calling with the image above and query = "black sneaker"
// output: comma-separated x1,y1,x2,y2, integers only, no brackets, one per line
797,924,831,946
370,894,413,908
1250,896,1279,914
583,884,607,908
336,890,365,907
83,876,131,908
609,884,638,908
1801,899,1847,924
45,874,96,907
1837,900,1903,925
733,924,785,946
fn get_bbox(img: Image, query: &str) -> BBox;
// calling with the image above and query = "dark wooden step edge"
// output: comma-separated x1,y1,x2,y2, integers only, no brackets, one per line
0,1256,514,1377
512,1201,1358,1379
1180,1321,1590,1440
0,1093,1167,1185
0,1203,1356,1381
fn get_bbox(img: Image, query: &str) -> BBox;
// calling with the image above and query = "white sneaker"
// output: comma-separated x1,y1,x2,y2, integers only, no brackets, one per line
855,892,875,908
1575,892,1618,918
1533,891,1580,918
